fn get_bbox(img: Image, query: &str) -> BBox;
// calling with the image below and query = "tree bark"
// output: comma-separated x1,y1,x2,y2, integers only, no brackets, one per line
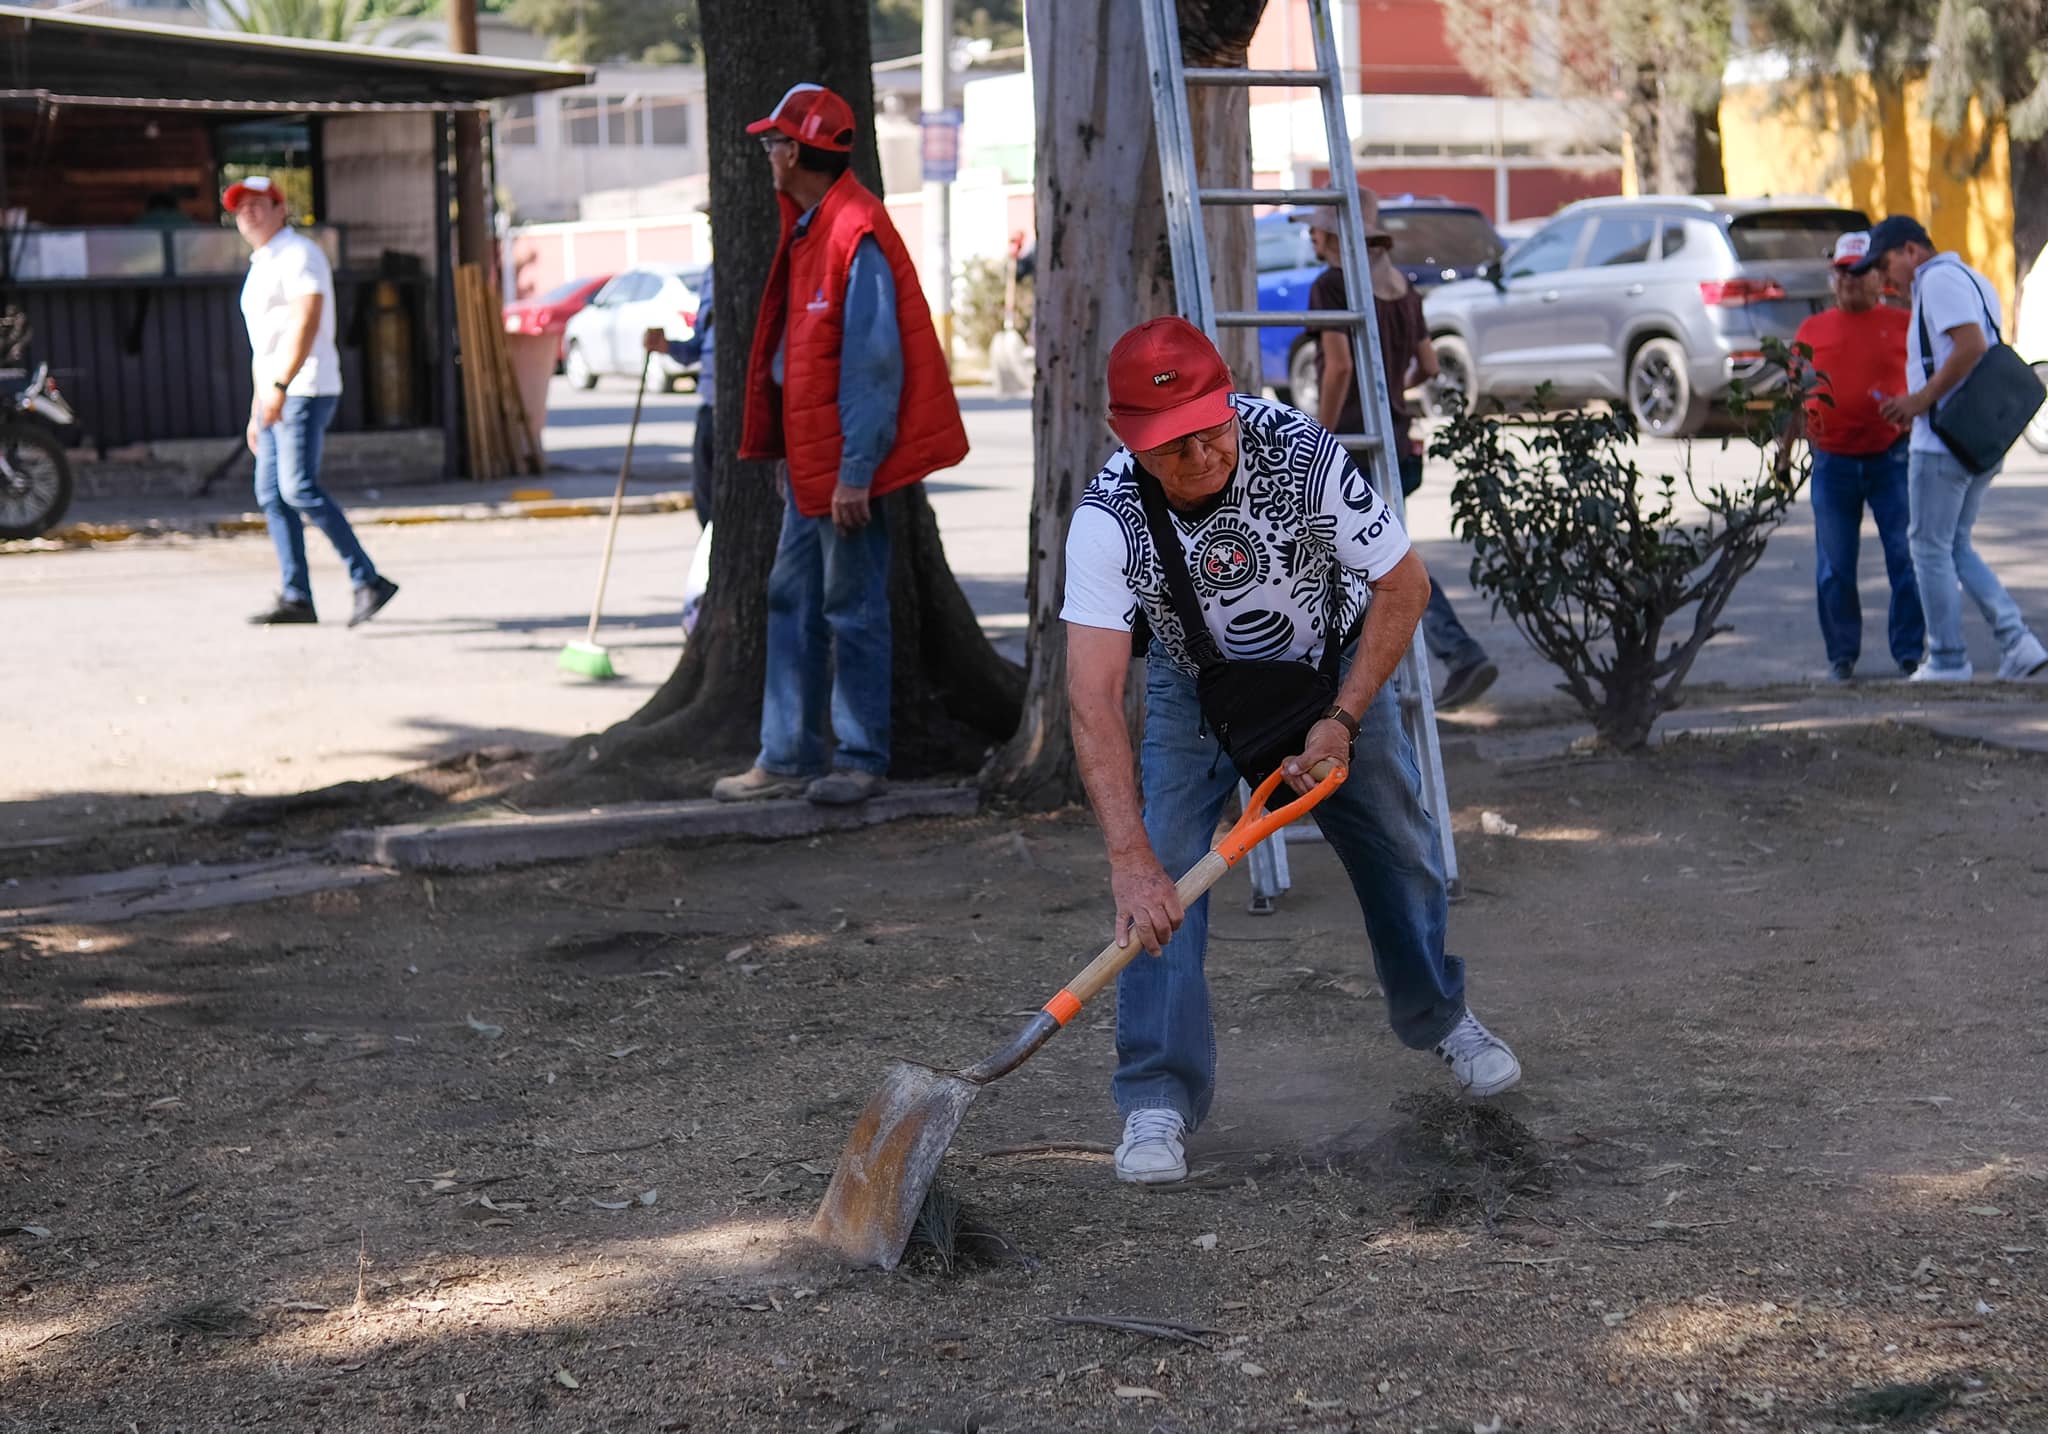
2010,132,2048,317
983,0,1265,809
529,0,1020,801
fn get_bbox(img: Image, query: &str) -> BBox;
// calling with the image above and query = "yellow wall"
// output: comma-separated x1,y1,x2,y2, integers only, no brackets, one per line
1720,73,2015,326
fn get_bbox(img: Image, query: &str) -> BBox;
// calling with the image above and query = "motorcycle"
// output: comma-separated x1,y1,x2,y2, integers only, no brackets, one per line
0,363,78,540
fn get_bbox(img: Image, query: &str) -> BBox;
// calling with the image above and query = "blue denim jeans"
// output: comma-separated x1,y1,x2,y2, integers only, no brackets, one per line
1113,649,1467,1127
253,394,377,605
1810,442,1922,670
1397,452,1488,672
1907,448,2032,668
757,490,891,777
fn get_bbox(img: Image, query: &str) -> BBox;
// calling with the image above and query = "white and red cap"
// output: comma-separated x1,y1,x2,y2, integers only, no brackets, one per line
1831,231,1871,269
746,83,855,153
1106,317,1236,453
222,175,281,211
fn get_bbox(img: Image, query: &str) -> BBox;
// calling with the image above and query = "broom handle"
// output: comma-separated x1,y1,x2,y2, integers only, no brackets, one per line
584,350,652,646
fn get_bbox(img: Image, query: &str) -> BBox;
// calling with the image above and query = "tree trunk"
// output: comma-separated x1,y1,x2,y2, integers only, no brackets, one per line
529,0,1021,801
2010,132,2048,319
1652,78,1697,194
983,0,1265,809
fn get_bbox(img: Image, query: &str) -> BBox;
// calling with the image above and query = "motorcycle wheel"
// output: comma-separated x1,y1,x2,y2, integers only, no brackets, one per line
0,421,73,540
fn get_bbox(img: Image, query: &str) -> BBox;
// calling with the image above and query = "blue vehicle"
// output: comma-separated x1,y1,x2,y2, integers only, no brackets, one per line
1256,197,1505,411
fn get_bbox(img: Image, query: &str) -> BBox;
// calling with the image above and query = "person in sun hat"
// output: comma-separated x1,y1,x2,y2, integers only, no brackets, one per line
1295,200,1497,711
710,83,969,807
1780,230,1922,682
1060,316,1523,1186
225,175,398,628
1860,214,2048,682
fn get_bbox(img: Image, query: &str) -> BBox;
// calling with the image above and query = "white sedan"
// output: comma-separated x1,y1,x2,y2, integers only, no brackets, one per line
562,263,705,391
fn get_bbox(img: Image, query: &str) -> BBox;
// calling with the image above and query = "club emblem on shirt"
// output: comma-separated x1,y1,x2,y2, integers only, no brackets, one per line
1187,518,1267,596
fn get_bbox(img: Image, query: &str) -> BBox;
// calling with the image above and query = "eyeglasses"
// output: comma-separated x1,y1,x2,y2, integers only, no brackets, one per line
758,134,794,153
1136,416,1236,463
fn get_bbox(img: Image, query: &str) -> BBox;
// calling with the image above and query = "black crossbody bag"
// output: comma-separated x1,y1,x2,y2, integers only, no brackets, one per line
1134,469,1348,787
1916,264,2046,474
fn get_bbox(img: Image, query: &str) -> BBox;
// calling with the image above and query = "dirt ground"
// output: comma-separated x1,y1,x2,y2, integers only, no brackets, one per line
3,723,2045,1433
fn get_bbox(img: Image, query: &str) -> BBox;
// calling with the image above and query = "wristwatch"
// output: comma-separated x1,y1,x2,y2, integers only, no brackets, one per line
272,380,290,393
1320,703,1361,744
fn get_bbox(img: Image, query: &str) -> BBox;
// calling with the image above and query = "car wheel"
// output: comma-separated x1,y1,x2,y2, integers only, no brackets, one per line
565,341,598,390
2025,363,2048,455
1627,336,1708,438
1426,334,1473,418
1286,339,1320,420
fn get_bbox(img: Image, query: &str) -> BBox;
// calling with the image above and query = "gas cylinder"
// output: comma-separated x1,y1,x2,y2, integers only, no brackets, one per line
367,280,416,427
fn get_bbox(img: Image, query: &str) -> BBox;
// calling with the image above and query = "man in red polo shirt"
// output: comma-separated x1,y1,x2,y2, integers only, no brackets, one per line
1787,231,1922,681
712,83,968,806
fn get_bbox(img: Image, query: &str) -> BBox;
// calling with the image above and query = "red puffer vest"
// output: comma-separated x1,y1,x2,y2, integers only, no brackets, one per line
739,172,968,517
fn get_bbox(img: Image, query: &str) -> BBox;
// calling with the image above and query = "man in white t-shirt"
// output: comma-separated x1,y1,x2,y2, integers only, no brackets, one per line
1860,214,2047,681
227,176,399,627
1062,318,1521,1185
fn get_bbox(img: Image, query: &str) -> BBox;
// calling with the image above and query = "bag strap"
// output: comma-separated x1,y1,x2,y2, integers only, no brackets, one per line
1133,462,1348,680
1917,257,2003,381
1133,465,1226,672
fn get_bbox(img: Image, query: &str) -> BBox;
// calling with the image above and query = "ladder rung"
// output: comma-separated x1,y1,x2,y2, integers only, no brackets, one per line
1185,67,1331,88
1199,187,1344,206
1329,434,1385,451
1216,309,1369,327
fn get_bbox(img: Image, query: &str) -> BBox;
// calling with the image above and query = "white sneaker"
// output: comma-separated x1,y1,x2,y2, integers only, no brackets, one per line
1907,660,1974,684
1997,632,2048,681
1113,1108,1188,1184
1433,1012,1522,1097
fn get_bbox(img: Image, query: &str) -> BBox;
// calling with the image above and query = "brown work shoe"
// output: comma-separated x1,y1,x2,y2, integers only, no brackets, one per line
711,767,809,803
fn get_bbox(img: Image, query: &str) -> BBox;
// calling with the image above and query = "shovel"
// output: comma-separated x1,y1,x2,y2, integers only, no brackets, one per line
811,758,1348,1268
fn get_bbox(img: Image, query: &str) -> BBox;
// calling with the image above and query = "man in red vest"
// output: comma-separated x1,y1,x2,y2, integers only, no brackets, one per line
715,83,969,805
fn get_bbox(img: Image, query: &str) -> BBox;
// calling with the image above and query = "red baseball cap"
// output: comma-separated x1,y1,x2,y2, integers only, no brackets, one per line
746,83,855,153
1107,317,1236,452
222,174,281,211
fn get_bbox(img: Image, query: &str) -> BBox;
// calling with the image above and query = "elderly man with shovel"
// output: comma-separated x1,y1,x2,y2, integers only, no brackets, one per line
1060,318,1522,1183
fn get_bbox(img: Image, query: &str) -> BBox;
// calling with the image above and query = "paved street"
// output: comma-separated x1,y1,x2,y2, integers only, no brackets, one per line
5,376,2045,801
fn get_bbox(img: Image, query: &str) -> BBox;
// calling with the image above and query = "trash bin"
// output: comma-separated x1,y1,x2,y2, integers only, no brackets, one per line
503,330,556,458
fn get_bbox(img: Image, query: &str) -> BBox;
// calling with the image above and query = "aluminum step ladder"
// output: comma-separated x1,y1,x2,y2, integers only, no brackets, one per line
1139,0,1460,906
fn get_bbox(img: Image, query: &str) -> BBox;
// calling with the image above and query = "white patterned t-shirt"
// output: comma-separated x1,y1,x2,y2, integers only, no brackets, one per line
1061,393,1411,677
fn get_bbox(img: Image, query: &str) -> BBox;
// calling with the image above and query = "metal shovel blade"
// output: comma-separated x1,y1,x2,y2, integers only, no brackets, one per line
809,1059,980,1269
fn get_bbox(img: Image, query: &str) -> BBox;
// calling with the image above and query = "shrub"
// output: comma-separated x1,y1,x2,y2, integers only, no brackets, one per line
954,253,1032,357
1429,342,1814,749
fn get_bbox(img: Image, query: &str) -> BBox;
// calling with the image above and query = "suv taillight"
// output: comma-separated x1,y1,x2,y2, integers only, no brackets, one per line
1699,278,1786,307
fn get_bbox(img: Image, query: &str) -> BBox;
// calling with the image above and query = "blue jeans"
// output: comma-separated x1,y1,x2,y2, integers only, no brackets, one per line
1398,452,1487,672
1810,442,1922,670
1907,449,2032,668
757,489,892,777
1113,650,1467,1127
253,394,377,605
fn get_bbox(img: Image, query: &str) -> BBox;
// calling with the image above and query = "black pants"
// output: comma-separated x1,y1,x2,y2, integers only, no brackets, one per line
692,406,716,529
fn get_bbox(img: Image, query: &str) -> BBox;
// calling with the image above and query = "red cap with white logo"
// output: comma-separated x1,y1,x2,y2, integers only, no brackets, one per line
222,174,280,211
746,83,856,153
1106,317,1236,453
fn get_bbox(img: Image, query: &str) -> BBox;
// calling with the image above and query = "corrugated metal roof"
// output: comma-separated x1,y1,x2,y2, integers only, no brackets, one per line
0,5,592,105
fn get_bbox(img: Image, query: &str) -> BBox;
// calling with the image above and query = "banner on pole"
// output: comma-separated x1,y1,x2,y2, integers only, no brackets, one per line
920,109,962,184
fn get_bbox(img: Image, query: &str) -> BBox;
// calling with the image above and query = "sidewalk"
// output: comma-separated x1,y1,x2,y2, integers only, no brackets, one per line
39,469,692,547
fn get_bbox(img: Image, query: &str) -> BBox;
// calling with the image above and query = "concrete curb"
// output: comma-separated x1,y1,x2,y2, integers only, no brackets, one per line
11,489,693,552
336,784,982,873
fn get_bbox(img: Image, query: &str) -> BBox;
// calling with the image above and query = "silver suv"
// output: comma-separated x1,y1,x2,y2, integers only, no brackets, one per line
1422,197,1870,436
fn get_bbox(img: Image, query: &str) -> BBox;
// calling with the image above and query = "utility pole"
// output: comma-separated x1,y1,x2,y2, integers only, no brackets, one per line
920,0,954,368
449,0,492,270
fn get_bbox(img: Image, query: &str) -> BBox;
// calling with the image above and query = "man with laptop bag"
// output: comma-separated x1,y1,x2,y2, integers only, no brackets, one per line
1859,214,2048,682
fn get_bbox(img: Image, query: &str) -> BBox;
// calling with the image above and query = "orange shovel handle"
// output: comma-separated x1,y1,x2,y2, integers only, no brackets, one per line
1041,758,1348,1026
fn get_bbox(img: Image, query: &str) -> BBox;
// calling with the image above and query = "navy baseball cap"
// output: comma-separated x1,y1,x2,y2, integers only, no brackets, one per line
1850,214,1933,274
